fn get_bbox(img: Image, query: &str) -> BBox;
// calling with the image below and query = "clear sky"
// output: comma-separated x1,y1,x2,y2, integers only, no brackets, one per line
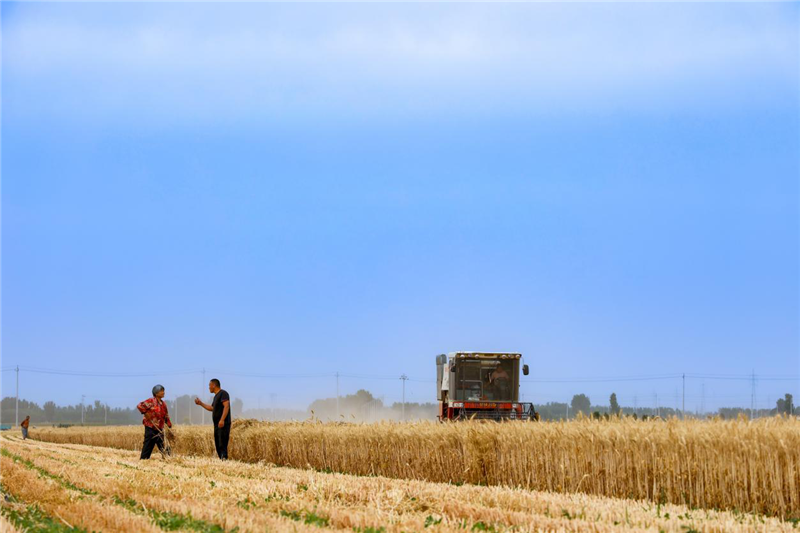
2,2,798,414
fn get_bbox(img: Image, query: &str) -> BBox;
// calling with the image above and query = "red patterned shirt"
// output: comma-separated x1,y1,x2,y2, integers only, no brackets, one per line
137,397,171,430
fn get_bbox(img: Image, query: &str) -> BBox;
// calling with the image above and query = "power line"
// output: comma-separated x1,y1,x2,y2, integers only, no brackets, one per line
688,374,795,381
524,374,799,383
337,373,398,380
9,367,203,377
2,365,798,384
523,374,682,383
209,370,335,379
200,370,429,381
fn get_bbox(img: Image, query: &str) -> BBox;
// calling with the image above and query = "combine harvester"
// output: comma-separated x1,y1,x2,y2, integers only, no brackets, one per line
435,352,539,421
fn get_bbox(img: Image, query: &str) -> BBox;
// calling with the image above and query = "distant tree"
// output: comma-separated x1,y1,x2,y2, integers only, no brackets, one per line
2,397,141,426
232,398,244,418
609,393,620,416
44,401,57,422
776,394,794,415
174,395,196,424
534,402,570,421
571,394,591,416
776,397,786,414
308,389,381,420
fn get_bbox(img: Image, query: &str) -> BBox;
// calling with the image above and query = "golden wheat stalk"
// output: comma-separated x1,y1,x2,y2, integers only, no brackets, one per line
3,434,798,532
29,416,800,519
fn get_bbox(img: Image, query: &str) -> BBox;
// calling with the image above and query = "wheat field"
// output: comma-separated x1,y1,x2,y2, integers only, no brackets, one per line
2,433,798,532
29,416,800,520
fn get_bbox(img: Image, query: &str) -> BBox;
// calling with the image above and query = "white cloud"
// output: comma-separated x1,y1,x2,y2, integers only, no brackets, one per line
3,3,797,121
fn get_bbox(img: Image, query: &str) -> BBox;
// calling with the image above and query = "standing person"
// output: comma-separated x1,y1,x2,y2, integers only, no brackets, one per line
20,416,30,440
137,384,172,460
195,379,231,459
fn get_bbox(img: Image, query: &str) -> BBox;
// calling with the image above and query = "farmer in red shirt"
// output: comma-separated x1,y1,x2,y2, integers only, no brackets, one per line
137,384,172,459
20,416,30,440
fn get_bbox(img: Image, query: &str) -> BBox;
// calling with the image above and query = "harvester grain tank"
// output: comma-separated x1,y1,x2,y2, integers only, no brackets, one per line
435,352,539,421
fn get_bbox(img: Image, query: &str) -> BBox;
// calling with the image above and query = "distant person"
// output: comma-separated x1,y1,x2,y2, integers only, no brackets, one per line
20,416,30,440
195,379,231,459
137,384,172,460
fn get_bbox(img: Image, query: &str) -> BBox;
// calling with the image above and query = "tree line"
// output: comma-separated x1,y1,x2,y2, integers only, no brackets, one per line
0,395,243,426
536,392,795,420
2,391,794,425
0,391,435,425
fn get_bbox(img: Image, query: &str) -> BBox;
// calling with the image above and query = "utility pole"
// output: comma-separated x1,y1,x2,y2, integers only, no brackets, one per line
336,372,340,419
202,368,206,425
700,382,705,417
400,374,408,421
15,366,20,427
750,370,756,420
655,393,659,418
566,404,569,420
81,395,86,425
682,373,686,420
104,403,107,425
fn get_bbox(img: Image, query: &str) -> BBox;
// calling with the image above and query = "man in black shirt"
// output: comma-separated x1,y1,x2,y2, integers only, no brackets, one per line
195,378,232,459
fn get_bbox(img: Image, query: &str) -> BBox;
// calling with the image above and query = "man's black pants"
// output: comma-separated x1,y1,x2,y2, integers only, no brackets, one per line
214,423,230,460
140,426,165,459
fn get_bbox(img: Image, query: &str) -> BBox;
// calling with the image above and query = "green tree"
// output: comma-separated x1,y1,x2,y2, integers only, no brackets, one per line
777,393,794,415
571,394,591,416
609,393,620,416
44,401,57,422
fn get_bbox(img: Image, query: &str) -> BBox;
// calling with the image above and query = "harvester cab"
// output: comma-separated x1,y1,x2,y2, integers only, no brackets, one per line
436,352,539,421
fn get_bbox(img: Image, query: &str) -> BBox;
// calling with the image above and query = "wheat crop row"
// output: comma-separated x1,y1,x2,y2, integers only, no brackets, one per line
3,435,797,532
30,417,800,519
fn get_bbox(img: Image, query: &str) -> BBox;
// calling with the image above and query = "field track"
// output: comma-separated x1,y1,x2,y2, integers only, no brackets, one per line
2,434,798,532
30,417,800,519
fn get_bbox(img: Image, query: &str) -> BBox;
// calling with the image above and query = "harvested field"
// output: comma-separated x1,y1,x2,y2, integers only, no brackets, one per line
30,417,800,519
2,434,797,532
0,513,18,533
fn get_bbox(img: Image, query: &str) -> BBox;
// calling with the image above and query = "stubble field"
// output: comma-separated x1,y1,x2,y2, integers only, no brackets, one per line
28,417,800,520
2,432,799,532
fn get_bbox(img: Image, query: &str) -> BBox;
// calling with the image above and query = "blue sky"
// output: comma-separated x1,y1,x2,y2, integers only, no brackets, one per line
2,2,798,414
